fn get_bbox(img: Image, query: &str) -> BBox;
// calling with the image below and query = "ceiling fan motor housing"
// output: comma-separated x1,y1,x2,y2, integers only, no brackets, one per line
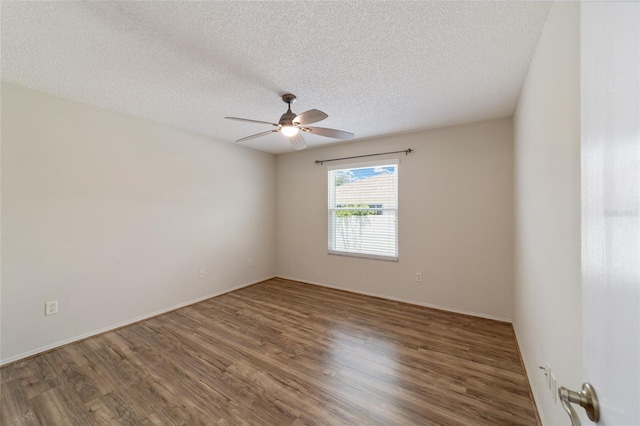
279,94,298,126
279,110,297,126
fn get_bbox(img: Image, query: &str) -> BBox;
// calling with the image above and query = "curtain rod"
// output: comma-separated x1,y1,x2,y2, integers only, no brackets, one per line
314,148,413,165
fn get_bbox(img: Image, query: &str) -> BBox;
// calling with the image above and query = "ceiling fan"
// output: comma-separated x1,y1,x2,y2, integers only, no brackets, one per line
225,94,354,150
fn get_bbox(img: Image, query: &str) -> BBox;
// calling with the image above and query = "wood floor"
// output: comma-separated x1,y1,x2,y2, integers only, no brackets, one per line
1,278,538,425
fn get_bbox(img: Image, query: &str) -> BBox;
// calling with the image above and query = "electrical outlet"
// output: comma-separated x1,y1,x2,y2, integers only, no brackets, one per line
199,269,205,279
45,301,58,316
415,272,422,282
248,258,253,268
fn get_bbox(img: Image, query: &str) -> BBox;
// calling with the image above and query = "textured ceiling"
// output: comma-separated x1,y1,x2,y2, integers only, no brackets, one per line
1,1,550,154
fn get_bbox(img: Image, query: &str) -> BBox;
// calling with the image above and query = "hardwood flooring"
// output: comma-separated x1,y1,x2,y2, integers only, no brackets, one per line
1,278,538,425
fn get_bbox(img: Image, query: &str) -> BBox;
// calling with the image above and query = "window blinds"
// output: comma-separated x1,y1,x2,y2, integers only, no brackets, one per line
327,159,398,261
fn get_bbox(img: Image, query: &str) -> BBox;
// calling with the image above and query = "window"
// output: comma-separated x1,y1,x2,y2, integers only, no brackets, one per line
327,159,398,261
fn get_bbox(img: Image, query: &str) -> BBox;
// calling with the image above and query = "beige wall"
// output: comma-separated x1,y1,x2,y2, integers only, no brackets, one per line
512,2,581,425
276,118,514,321
1,83,276,364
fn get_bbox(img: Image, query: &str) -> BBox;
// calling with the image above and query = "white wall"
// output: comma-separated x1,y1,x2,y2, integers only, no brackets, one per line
276,118,514,321
0,83,276,364
512,2,581,425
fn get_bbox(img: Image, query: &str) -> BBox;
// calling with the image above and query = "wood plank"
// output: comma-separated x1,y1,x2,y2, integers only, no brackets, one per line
0,278,538,425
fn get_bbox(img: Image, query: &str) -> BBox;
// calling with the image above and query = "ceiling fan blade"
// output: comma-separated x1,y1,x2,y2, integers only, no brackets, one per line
225,117,279,127
293,109,328,125
303,126,355,140
236,129,279,143
288,132,307,150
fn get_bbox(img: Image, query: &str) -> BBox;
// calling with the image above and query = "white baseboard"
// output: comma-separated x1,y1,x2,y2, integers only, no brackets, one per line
276,275,512,323
512,323,546,426
0,276,275,366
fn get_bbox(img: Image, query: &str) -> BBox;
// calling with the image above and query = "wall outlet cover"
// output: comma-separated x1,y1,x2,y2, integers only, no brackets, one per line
45,301,58,316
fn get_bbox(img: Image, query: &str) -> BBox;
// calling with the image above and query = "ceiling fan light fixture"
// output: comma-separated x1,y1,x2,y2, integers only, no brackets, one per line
281,125,299,137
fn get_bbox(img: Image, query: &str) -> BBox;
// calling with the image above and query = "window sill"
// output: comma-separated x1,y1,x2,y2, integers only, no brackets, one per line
328,251,398,262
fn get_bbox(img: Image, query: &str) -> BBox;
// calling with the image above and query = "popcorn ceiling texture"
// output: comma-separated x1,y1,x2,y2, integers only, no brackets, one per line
1,1,550,154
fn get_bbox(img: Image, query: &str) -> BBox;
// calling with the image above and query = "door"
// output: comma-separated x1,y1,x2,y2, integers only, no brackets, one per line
581,1,639,425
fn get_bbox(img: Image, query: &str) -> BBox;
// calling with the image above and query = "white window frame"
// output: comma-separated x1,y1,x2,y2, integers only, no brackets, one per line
327,159,399,262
